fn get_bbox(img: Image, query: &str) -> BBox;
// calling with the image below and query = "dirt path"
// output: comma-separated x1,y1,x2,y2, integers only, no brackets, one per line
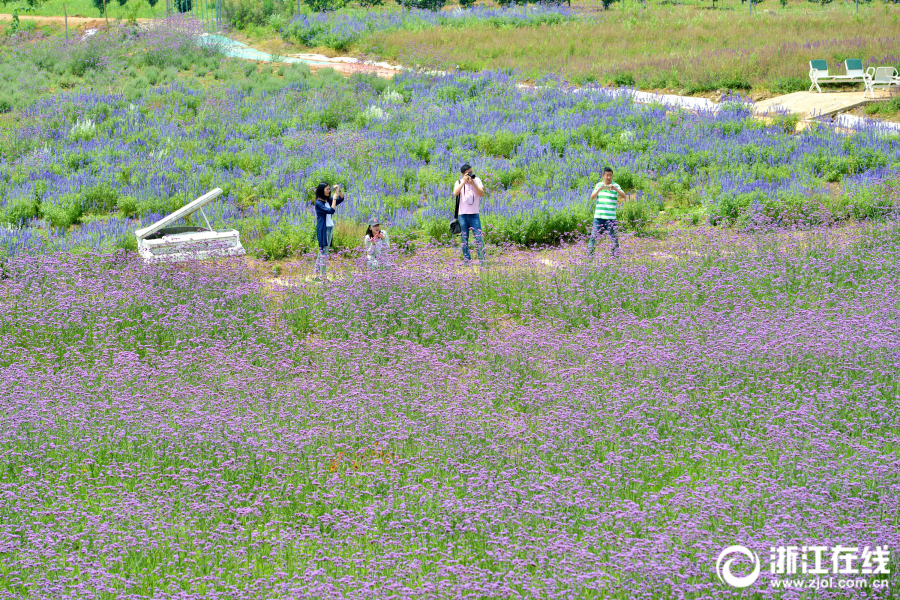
0,12,152,30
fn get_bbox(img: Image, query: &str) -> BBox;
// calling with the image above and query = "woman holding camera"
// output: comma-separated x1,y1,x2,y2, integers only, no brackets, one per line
363,217,391,270
313,182,344,280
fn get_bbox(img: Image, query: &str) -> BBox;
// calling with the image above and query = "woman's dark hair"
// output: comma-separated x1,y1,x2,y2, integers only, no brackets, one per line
460,163,472,174
365,223,381,238
314,182,329,203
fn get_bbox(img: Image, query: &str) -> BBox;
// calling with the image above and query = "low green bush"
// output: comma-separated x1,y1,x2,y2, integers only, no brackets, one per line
618,199,656,235
41,195,83,229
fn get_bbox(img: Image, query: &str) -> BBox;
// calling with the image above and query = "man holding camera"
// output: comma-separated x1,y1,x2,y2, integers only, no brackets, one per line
588,167,626,257
452,163,486,264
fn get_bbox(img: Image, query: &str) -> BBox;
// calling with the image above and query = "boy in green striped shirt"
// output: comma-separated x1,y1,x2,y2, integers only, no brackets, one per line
588,167,626,256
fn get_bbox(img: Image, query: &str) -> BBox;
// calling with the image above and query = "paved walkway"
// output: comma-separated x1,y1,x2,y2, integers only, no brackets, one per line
200,34,404,78
753,90,888,119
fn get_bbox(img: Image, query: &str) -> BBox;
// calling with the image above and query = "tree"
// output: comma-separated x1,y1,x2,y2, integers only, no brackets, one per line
393,0,447,10
304,0,346,11
175,0,192,11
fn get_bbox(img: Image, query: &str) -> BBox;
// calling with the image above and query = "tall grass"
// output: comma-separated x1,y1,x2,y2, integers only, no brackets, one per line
369,5,900,93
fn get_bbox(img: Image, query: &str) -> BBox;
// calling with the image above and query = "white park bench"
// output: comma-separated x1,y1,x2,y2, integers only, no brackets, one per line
809,59,870,93
865,66,900,98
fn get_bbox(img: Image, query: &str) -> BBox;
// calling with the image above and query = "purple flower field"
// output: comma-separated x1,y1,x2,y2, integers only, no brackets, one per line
1,217,898,598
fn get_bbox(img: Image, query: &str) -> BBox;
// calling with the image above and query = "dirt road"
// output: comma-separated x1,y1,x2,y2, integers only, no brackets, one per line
0,12,152,30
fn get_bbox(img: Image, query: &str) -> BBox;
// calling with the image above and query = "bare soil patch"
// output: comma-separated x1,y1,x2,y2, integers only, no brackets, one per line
0,12,151,30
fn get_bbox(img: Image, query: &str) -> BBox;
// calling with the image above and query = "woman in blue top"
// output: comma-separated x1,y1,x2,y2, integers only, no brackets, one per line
313,182,344,280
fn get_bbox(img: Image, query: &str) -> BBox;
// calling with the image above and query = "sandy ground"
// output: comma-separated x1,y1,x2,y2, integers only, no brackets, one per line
0,12,152,30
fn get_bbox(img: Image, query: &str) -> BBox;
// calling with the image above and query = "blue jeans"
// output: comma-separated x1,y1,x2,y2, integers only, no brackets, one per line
587,218,619,255
459,213,485,263
315,226,334,276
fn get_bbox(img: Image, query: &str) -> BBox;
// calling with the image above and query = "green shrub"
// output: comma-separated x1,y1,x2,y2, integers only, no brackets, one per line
65,152,92,172
404,138,435,163
41,195,83,229
145,66,160,85
611,168,646,193
481,205,592,247
113,233,139,253
612,72,635,87
771,76,808,95
2,197,39,225
618,200,655,234
477,131,525,159
498,167,526,189
435,85,463,103
82,184,119,213
315,96,359,130
709,193,754,226
0,96,12,114
250,220,316,259
66,41,105,77
135,196,172,216
330,220,366,252
117,195,138,217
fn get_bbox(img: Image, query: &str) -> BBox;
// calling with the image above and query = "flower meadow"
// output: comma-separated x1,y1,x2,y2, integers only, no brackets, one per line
2,17,900,260
279,5,574,51
2,215,900,598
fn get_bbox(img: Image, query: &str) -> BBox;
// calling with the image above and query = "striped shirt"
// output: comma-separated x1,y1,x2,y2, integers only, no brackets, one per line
593,183,622,220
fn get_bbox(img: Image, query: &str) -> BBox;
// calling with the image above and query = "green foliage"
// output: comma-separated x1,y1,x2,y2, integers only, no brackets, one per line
314,95,360,130
113,232,138,252
65,152,92,172
175,0,192,12
613,72,635,87
864,95,900,116
395,0,447,10
305,0,347,11
483,206,592,247
249,220,316,259
2,197,39,226
771,76,807,95
477,131,525,159
618,199,655,234
611,168,647,194
82,184,120,214
497,167,526,190
41,195,83,229
403,138,435,163
117,195,138,218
